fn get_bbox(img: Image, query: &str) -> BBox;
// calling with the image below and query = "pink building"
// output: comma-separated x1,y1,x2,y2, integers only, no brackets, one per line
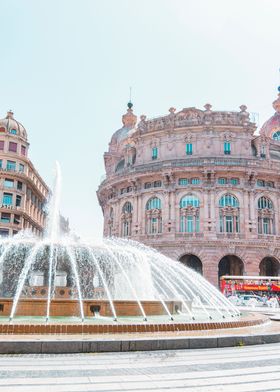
97,89,280,286
0,111,49,236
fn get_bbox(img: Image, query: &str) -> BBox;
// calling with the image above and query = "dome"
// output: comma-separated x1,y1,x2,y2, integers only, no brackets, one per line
111,103,137,144
0,111,28,140
111,126,132,143
260,91,280,139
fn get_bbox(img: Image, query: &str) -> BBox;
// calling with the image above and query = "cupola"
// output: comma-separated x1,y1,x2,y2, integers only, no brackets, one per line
0,111,28,140
111,102,137,144
260,87,280,140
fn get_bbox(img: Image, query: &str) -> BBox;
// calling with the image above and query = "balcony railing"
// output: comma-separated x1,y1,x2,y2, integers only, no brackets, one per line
175,233,204,238
103,157,262,181
216,233,245,239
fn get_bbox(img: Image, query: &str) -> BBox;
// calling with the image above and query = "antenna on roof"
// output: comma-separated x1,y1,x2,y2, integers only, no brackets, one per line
127,87,133,109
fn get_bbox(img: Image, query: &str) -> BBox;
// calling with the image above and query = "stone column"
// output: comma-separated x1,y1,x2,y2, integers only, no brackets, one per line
132,195,138,236
249,191,256,236
138,194,143,235
203,192,208,234
162,191,169,233
170,191,176,233
243,191,249,237
210,191,216,232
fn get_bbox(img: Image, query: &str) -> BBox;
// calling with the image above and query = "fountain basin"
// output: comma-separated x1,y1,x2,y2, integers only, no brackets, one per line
0,298,182,318
0,311,267,334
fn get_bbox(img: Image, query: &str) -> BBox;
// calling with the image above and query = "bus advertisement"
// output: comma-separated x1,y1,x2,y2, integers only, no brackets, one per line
220,275,280,295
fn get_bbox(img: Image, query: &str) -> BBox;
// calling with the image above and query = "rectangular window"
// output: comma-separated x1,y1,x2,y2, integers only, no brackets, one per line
236,216,240,233
16,195,21,207
179,178,189,185
9,129,17,135
187,215,193,233
151,217,157,234
230,178,239,185
154,181,162,187
186,143,193,155
191,178,200,185
3,193,13,206
4,179,14,188
266,182,274,188
0,160,2,169
21,145,26,156
1,213,10,223
226,215,233,233
257,179,265,187
8,142,17,153
219,215,224,232
144,182,152,189
218,178,226,184
0,141,4,150
7,161,16,171
19,164,24,172
152,147,158,160
224,142,231,155
14,214,20,225
17,181,23,190
263,218,269,234
0,229,9,237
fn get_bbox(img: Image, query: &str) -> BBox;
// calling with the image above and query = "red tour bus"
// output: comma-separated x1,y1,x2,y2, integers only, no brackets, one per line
220,275,280,296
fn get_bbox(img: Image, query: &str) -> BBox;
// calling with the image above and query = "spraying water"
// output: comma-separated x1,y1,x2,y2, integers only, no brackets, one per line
0,163,240,323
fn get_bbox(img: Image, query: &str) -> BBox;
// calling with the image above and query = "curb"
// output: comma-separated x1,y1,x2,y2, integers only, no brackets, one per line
0,332,280,354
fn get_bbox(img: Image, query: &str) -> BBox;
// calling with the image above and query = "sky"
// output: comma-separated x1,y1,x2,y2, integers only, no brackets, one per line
0,0,279,239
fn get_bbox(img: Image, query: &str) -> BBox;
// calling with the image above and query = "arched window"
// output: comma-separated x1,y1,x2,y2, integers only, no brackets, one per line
258,196,273,209
272,131,280,141
121,202,133,237
122,201,133,213
257,196,274,235
180,194,200,208
146,197,161,210
179,194,200,233
219,194,240,233
115,159,125,173
145,197,162,235
219,194,239,207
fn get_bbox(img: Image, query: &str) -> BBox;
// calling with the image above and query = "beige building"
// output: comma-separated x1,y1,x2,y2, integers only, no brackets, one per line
98,89,280,286
0,111,49,236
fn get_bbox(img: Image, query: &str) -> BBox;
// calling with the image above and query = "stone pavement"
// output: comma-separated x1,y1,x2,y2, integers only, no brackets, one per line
0,319,280,353
1,343,280,391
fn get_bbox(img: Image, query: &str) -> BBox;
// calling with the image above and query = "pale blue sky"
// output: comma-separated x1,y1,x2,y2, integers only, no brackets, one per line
0,0,279,239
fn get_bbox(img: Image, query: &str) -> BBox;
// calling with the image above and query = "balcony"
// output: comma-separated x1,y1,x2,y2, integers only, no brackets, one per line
216,233,245,239
102,157,262,182
257,234,278,241
175,233,204,238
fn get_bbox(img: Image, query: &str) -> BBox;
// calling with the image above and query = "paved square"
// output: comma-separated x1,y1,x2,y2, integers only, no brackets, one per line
0,343,280,391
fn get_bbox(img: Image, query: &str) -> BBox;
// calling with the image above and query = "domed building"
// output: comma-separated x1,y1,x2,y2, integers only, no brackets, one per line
97,89,280,286
0,111,49,236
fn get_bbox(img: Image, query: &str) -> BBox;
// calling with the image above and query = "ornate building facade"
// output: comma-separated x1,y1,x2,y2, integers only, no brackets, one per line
0,111,49,236
97,89,280,286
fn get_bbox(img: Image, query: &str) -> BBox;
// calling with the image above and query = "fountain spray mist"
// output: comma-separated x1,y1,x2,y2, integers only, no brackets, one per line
46,161,62,321
46,161,62,241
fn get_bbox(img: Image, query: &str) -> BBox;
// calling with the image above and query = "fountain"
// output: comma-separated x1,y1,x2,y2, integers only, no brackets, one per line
0,163,266,334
